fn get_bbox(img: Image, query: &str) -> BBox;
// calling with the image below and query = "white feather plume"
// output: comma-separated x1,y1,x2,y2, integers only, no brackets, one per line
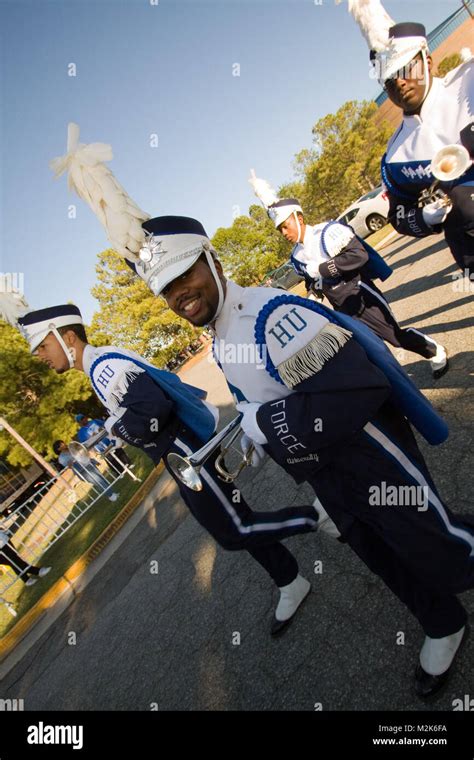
248,169,279,209
460,47,473,63
0,286,29,327
336,0,395,52
50,123,150,261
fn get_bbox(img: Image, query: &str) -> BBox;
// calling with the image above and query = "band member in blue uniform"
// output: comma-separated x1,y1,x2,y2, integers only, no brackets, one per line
49,125,473,696
345,2,474,275
128,213,474,699
248,173,448,379
16,304,326,635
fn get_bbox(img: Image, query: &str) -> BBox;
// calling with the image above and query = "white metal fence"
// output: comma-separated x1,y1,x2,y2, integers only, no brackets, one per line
0,446,140,617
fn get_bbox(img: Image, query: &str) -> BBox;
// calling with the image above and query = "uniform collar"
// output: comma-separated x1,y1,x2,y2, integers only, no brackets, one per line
213,279,246,336
82,343,103,375
302,224,314,248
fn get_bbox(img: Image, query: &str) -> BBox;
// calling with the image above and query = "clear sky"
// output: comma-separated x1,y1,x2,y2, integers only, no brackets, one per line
0,0,467,322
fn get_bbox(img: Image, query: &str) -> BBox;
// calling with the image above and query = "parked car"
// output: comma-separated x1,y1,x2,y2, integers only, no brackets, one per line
263,263,302,290
337,186,389,239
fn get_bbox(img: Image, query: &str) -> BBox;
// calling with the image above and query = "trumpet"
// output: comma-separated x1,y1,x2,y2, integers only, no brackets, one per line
167,415,254,491
68,429,109,464
418,143,472,207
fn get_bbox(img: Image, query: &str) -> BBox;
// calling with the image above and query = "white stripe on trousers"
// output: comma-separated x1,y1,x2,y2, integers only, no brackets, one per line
358,281,397,319
359,282,438,349
405,326,438,348
363,422,474,556
174,438,317,535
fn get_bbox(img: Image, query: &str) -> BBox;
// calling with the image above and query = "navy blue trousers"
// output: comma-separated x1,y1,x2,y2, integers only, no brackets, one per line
308,405,474,638
162,426,318,587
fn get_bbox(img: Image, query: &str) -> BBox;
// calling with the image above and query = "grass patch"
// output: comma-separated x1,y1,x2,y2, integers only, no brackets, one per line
0,447,155,638
365,223,395,249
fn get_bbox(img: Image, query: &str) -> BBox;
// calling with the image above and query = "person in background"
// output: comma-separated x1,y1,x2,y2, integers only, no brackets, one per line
53,440,119,502
75,414,132,473
0,530,51,586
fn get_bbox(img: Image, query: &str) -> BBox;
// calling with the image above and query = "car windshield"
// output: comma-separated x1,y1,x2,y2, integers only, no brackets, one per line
358,187,382,201
339,208,359,224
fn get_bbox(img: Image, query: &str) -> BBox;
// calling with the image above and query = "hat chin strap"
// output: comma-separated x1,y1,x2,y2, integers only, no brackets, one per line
293,211,302,244
204,249,225,323
420,48,430,105
51,327,76,369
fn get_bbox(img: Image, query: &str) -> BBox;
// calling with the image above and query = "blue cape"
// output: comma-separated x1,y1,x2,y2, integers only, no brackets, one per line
254,295,448,446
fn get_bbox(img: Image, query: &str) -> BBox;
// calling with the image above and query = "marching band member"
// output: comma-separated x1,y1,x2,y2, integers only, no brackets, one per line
50,124,474,696
249,172,448,379
130,213,474,699
343,0,474,275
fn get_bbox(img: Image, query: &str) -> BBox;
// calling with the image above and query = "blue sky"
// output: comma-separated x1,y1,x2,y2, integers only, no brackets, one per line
0,0,466,322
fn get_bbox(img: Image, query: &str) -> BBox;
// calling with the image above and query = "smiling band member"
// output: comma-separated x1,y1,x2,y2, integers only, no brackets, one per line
51,126,474,696
248,171,448,379
130,214,474,699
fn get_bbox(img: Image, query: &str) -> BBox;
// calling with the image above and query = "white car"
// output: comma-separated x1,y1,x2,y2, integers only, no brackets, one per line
337,186,389,238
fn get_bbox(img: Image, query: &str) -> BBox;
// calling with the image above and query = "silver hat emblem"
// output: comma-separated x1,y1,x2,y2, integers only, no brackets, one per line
139,232,167,267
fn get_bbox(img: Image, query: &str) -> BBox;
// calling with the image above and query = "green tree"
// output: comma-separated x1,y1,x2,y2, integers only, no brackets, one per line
294,100,393,222
0,322,92,466
212,210,290,286
89,249,199,366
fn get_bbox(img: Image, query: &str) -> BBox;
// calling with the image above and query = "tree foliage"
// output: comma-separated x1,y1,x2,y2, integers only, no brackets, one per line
294,100,393,221
0,322,93,466
212,207,291,286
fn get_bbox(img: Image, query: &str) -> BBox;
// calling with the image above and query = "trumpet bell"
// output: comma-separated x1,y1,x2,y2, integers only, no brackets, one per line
166,452,203,492
68,441,91,465
430,144,471,182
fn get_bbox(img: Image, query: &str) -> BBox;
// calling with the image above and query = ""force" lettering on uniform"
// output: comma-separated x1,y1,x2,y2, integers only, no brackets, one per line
269,399,306,454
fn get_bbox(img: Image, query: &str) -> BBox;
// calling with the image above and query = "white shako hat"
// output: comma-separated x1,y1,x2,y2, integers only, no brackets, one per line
17,304,83,368
129,215,216,296
377,22,428,84
248,169,303,228
125,216,226,321
339,1,428,86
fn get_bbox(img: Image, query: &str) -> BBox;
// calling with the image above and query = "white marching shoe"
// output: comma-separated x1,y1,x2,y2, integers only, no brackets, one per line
271,574,311,636
429,343,449,379
415,624,468,698
313,497,341,538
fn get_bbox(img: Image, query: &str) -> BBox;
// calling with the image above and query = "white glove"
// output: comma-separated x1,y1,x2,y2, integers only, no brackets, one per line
235,402,268,445
240,433,266,468
422,199,452,227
